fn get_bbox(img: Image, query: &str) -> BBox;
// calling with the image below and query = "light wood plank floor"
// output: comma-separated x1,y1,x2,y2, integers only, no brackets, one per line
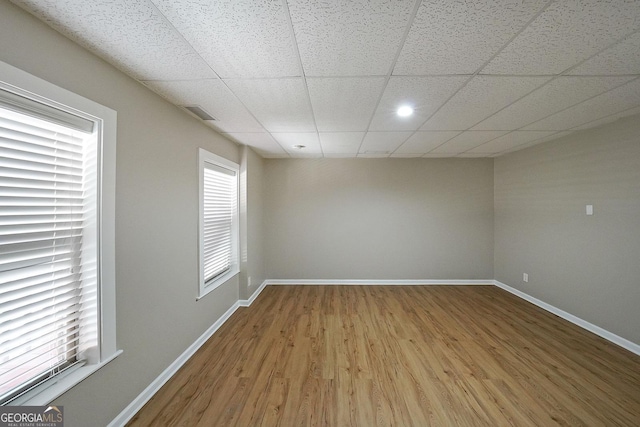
128,286,640,426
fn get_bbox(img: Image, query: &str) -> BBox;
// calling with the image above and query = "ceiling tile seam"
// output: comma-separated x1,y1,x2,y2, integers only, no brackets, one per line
355,0,424,155
567,104,640,131
474,0,555,76
391,0,556,156
458,130,559,155
457,131,517,154
145,0,290,155
282,0,323,156
146,0,222,82
422,74,554,133
512,75,640,131
559,29,640,76
494,132,569,157
415,131,463,156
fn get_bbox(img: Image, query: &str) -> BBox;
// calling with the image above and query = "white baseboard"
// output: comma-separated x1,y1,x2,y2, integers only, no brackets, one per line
266,279,494,285
493,280,640,356
108,300,241,427
109,279,271,427
239,279,268,307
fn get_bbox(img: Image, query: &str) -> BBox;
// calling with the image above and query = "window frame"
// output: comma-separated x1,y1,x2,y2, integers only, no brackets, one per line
0,60,120,406
197,148,239,300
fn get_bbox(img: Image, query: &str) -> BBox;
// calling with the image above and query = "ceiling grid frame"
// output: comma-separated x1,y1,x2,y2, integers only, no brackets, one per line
10,0,640,158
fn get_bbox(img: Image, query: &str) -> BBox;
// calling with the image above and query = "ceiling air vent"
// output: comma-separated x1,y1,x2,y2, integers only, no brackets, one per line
183,105,216,121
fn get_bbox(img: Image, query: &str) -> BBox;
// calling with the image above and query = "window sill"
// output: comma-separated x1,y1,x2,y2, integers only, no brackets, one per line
197,268,239,301
9,350,123,406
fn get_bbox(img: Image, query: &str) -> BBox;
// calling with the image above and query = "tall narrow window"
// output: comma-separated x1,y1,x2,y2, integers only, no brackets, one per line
198,149,239,298
0,61,117,406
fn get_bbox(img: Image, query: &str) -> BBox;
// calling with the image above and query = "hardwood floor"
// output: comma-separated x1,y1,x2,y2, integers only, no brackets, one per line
128,286,640,426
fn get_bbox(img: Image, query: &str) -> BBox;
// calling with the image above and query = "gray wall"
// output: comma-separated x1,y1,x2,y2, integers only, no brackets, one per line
264,158,494,280
239,146,266,299
0,2,253,426
494,114,640,344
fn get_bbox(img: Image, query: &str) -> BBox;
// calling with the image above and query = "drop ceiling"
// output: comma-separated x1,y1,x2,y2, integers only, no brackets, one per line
12,0,640,158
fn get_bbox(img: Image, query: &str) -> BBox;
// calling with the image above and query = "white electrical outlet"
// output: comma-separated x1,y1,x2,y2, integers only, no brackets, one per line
523,273,529,282
248,276,252,287
586,204,593,216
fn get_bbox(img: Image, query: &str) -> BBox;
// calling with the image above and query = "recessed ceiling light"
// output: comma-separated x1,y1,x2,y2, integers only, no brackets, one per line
293,144,306,149
397,105,414,117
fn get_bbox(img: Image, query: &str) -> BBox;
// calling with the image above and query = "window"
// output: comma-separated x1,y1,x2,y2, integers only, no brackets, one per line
0,61,118,405
198,148,239,298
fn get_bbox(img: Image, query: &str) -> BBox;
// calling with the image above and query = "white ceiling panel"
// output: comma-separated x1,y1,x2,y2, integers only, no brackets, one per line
369,76,469,131
151,0,299,78
143,79,264,133
572,106,640,131
483,0,640,75
288,0,415,76
225,78,315,132
473,76,635,130
496,131,575,156
272,132,322,155
423,153,458,158
421,76,550,130
13,0,216,80
319,132,365,154
359,132,413,154
394,131,460,154
569,32,640,75
468,131,557,154
394,0,548,75
13,0,640,158
307,77,386,131
324,153,358,158
224,133,287,157
456,153,493,158
431,131,508,154
523,78,640,131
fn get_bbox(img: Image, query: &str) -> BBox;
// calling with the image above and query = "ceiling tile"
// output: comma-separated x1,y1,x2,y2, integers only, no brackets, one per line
523,78,640,130
569,32,640,75
472,76,635,130
496,131,574,156
483,0,640,75
456,153,492,158
307,77,386,131
572,106,640,131
468,131,557,153
289,152,324,158
223,132,287,157
369,76,468,131
431,131,508,153
13,0,216,80
423,153,457,158
225,78,315,132
357,153,391,158
143,79,264,133
271,132,321,154
324,153,358,158
319,132,364,154
394,0,547,75
421,76,550,130
151,0,299,78
359,132,413,154
394,131,460,154
287,0,415,76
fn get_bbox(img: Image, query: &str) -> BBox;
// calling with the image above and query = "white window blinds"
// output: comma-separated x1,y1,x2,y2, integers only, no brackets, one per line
202,163,237,284
0,89,99,404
